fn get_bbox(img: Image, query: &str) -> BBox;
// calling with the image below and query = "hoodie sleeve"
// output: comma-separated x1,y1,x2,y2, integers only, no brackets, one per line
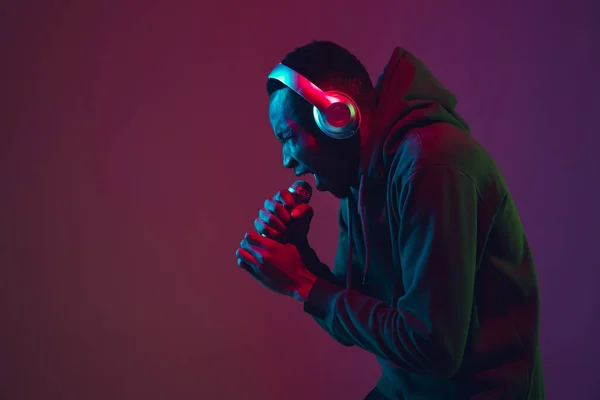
303,164,478,377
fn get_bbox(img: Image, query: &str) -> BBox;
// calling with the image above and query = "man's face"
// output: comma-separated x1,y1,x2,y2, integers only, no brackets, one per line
268,88,359,199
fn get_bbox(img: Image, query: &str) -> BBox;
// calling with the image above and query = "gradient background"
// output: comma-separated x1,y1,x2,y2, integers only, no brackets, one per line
1,0,599,399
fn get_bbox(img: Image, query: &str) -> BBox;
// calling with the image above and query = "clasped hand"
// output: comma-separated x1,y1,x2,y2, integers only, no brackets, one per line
235,189,317,302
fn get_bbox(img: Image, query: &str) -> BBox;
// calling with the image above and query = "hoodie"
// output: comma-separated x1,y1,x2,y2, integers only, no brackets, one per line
301,48,544,399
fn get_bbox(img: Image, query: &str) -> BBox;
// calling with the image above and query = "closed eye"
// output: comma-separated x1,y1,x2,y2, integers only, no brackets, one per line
276,130,294,142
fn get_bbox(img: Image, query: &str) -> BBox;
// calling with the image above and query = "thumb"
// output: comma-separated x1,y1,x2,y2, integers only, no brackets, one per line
291,203,314,220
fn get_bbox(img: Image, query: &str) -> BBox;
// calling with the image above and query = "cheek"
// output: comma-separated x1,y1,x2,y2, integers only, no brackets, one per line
302,134,320,150
295,136,321,161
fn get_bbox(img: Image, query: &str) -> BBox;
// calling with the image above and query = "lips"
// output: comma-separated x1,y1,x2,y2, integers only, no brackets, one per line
313,173,327,191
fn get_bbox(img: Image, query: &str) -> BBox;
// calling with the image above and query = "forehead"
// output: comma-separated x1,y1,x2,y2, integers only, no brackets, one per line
268,89,294,130
268,88,311,132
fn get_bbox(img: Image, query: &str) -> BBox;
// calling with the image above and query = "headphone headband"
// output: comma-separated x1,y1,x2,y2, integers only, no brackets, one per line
268,64,333,112
268,63,360,140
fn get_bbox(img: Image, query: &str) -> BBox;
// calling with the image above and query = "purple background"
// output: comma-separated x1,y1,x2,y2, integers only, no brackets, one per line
2,1,598,399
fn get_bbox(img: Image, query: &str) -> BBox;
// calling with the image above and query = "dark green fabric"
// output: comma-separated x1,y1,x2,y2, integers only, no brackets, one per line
303,47,544,399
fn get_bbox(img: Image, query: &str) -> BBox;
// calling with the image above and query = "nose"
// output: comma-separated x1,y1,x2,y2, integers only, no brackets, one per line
282,149,297,169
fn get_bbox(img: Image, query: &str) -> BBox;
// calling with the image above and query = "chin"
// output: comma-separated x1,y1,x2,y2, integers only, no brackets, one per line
328,185,351,199
315,175,351,199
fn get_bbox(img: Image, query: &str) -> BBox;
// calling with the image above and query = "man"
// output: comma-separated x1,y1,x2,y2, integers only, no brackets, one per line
235,41,544,399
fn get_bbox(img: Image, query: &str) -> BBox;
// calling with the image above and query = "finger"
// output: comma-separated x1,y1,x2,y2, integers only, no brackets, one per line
238,260,254,274
244,231,279,249
239,257,294,293
236,247,261,271
240,237,273,263
273,190,295,209
264,199,291,224
291,204,314,220
237,248,289,290
254,218,279,238
236,249,275,286
259,208,287,232
237,245,297,294
237,253,270,283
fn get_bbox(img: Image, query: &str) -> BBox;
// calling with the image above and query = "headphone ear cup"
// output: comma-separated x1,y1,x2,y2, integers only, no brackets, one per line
313,93,360,140
325,102,352,128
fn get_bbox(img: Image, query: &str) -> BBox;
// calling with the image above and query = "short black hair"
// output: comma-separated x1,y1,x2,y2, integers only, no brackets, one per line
266,40,373,109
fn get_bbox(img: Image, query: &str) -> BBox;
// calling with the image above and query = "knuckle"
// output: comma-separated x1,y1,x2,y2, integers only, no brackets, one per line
294,204,306,213
259,208,269,221
265,211,275,224
282,192,293,203
273,201,284,213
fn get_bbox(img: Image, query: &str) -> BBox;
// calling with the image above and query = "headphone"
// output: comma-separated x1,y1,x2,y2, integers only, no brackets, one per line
267,63,361,140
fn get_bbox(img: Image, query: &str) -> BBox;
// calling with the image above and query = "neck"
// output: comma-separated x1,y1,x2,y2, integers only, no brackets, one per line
350,111,372,190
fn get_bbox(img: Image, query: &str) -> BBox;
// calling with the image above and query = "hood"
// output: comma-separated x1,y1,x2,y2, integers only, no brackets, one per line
360,47,470,181
349,47,471,287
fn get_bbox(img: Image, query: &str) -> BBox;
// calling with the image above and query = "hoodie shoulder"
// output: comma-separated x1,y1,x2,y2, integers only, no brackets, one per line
390,123,494,185
388,123,507,216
